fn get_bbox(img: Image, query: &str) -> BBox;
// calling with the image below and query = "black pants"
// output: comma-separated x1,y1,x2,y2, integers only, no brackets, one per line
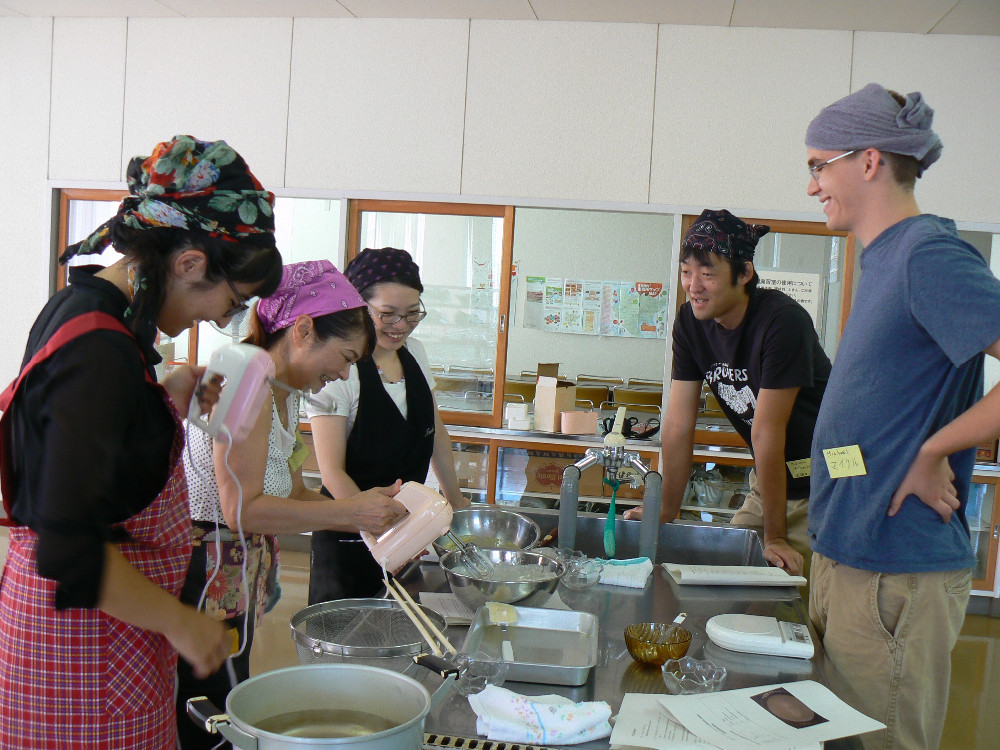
309,530,384,604
176,542,255,750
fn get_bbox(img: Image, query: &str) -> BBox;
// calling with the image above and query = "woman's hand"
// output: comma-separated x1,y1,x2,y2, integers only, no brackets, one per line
339,480,406,535
161,365,222,417
165,605,233,679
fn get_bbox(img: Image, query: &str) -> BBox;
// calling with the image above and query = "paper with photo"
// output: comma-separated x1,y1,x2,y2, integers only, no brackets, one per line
660,680,883,750
611,693,820,750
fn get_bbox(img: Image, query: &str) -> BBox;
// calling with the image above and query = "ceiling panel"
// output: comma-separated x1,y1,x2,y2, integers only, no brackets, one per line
931,0,1000,34
530,0,734,25
0,0,177,16
337,0,535,20
159,0,351,17
732,0,953,34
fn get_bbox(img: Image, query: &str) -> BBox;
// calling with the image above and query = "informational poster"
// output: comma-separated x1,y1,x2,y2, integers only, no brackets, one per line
524,275,545,329
757,271,821,325
523,275,668,339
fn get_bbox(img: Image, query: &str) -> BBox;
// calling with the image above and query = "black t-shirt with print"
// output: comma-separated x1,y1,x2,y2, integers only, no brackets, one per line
672,288,831,499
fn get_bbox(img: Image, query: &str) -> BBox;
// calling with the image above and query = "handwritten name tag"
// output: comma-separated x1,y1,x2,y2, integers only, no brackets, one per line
822,445,867,478
786,458,812,478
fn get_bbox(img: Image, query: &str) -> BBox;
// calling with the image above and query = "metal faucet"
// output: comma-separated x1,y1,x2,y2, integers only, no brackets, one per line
558,407,662,560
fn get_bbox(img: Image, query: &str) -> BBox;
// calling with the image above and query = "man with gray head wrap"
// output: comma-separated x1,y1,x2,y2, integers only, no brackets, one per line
804,84,1000,750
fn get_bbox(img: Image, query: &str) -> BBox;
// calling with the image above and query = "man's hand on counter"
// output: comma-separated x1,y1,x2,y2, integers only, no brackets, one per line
763,537,803,576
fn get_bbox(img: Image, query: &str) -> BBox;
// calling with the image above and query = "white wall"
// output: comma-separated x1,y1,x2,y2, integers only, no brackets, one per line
0,19,53,376
2,16,1000,385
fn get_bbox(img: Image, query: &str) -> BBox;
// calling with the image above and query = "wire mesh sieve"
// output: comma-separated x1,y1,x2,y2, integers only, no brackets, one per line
290,598,449,671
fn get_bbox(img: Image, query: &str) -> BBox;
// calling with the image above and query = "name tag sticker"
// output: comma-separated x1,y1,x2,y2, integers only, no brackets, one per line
786,458,812,478
822,445,867,478
288,429,310,473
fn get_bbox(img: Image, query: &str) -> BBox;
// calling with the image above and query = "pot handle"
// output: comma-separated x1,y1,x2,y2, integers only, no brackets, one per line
186,696,259,750
411,654,459,708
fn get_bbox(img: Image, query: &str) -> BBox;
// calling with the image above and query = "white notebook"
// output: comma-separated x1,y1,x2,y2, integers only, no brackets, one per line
662,563,806,587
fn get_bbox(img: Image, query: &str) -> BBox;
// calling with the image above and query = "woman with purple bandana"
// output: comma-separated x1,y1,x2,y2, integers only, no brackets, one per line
176,260,406,749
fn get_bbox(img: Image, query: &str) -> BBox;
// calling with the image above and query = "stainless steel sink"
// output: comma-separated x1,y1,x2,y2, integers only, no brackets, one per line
512,507,766,566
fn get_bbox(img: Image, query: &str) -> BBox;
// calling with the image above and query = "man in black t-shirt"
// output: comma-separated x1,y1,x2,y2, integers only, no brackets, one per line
626,209,830,575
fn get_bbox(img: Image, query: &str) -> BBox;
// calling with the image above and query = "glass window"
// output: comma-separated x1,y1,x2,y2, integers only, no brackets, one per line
197,197,343,364
507,207,673,419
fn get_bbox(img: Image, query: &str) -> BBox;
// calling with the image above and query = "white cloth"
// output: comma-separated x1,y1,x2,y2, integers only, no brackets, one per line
304,338,435,432
184,391,299,521
468,685,611,745
599,557,654,588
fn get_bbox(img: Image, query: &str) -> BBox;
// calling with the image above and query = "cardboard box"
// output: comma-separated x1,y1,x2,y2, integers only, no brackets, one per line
976,439,998,463
533,363,576,432
560,410,599,435
523,450,605,497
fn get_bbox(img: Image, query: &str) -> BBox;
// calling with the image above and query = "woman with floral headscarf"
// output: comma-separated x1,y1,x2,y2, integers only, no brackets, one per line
0,135,283,748
176,261,406,749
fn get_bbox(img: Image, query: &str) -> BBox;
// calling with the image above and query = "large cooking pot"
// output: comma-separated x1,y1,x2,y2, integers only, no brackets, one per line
187,661,455,749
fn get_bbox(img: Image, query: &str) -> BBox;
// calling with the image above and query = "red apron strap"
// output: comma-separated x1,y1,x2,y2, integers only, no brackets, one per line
0,311,149,524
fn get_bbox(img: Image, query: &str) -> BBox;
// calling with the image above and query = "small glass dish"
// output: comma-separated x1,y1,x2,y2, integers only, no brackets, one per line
561,558,604,591
452,650,509,696
661,656,727,694
623,622,692,666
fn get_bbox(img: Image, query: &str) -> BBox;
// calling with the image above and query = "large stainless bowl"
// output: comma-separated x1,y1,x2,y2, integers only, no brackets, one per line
440,549,565,610
432,507,541,557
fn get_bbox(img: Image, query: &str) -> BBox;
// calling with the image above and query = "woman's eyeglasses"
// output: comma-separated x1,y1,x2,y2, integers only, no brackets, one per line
370,301,427,325
220,268,250,319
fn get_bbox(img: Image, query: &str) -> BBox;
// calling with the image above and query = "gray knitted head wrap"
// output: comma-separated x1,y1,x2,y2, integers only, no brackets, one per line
806,83,942,176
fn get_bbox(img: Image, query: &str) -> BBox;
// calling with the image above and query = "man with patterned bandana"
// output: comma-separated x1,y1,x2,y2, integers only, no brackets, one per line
627,209,831,579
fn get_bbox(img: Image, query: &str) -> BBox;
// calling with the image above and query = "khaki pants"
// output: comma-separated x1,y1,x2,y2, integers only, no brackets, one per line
809,552,971,750
730,469,812,581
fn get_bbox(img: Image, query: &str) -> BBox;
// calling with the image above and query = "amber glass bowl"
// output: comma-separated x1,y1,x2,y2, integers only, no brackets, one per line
624,622,692,666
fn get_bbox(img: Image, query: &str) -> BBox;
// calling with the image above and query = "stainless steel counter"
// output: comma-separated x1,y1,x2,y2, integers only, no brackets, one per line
400,513,866,749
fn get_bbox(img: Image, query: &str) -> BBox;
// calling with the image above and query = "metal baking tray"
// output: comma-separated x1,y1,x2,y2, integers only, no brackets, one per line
462,605,598,686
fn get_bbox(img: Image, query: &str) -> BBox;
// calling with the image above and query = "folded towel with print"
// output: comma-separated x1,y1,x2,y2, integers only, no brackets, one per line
468,685,612,745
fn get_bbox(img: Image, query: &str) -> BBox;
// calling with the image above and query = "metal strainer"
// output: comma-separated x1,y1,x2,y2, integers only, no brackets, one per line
290,598,449,671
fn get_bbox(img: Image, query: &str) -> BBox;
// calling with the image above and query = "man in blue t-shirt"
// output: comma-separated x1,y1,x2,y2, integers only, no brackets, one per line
626,209,831,577
805,84,1000,750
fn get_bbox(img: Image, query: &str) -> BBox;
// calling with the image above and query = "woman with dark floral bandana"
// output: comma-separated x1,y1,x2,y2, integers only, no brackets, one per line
0,135,283,748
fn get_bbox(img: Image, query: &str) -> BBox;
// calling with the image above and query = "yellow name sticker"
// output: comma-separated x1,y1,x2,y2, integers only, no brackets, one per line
288,429,310,473
786,458,812,478
822,445,867,478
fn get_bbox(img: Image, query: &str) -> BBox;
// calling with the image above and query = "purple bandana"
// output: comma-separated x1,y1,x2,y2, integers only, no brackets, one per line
256,260,366,333
682,209,769,263
345,247,423,293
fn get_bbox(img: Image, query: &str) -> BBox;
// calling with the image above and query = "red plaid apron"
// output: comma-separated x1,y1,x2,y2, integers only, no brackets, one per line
0,312,193,749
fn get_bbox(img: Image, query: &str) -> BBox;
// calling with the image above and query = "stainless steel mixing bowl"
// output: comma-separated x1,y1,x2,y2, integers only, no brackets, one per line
432,507,541,558
439,549,564,610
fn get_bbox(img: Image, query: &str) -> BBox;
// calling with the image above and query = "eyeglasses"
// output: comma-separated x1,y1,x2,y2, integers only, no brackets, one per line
808,150,858,183
220,269,250,319
370,300,427,325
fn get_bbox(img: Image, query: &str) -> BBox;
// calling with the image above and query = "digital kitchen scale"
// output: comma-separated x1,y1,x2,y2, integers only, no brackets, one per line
706,614,814,659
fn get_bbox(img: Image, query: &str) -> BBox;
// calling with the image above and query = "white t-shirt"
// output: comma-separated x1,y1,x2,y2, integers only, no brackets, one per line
305,338,436,433
184,392,300,523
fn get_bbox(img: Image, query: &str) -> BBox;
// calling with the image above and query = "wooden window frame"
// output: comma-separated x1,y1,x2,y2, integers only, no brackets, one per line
347,199,515,428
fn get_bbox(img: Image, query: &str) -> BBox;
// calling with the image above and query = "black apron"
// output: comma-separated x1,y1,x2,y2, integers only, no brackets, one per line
309,346,436,603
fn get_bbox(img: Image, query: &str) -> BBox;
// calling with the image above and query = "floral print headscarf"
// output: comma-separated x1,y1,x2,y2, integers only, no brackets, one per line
61,135,277,262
